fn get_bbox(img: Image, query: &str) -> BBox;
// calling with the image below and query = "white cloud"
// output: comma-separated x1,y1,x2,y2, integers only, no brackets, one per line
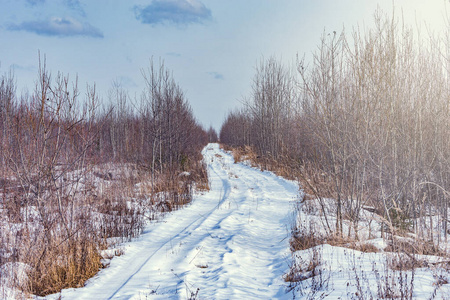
8,16,103,38
134,0,212,26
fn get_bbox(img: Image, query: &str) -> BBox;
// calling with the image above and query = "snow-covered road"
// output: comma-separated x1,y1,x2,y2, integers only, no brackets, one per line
54,143,298,299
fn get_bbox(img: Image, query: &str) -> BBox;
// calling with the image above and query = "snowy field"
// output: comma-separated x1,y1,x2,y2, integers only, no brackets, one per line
42,143,299,299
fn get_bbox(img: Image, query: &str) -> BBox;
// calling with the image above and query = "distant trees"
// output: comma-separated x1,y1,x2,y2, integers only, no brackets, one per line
97,60,207,173
221,10,450,242
140,60,207,172
105,80,132,162
207,126,218,143
247,57,295,158
221,57,296,160
0,71,15,169
91,59,209,210
220,108,250,147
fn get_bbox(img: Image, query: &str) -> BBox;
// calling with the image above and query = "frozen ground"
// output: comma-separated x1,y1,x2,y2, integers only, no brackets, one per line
45,143,299,299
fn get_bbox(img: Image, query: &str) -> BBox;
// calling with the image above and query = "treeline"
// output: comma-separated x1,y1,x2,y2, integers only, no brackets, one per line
100,61,208,171
0,57,210,295
0,59,208,178
221,11,450,243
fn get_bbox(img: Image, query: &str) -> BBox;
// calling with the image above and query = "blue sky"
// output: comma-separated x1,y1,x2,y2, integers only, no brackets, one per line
1,0,448,130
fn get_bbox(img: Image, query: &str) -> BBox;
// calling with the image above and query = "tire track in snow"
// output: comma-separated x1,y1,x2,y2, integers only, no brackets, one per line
105,148,233,299
51,143,298,300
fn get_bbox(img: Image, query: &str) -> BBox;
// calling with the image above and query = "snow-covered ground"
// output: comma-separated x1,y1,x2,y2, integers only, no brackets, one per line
44,143,299,299
290,243,450,299
3,142,449,299
290,191,450,299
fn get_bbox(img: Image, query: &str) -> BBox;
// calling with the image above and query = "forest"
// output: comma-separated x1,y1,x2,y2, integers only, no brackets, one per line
0,58,214,295
221,11,450,246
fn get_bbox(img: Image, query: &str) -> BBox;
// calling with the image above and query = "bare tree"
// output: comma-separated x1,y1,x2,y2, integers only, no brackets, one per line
246,57,295,159
207,126,218,143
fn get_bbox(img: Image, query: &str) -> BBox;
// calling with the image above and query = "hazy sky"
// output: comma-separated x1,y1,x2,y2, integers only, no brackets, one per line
1,0,448,130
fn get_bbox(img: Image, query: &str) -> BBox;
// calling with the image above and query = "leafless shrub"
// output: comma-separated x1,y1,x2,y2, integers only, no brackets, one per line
345,241,380,254
97,196,144,242
0,55,209,296
290,221,324,252
429,266,450,300
374,254,415,300
384,237,445,257
286,246,330,299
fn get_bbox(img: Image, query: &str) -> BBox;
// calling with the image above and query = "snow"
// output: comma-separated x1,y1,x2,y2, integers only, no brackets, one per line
44,143,299,299
290,243,450,299
291,190,450,298
29,142,450,299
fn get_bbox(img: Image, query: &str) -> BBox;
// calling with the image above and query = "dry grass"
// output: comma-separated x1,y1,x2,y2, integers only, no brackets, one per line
28,238,103,296
224,145,258,166
346,242,380,253
291,224,380,254
0,158,209,296
284,244,323,282
290,225,323,252
221,144,301,181
386,253,428,271
384,237,445,257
